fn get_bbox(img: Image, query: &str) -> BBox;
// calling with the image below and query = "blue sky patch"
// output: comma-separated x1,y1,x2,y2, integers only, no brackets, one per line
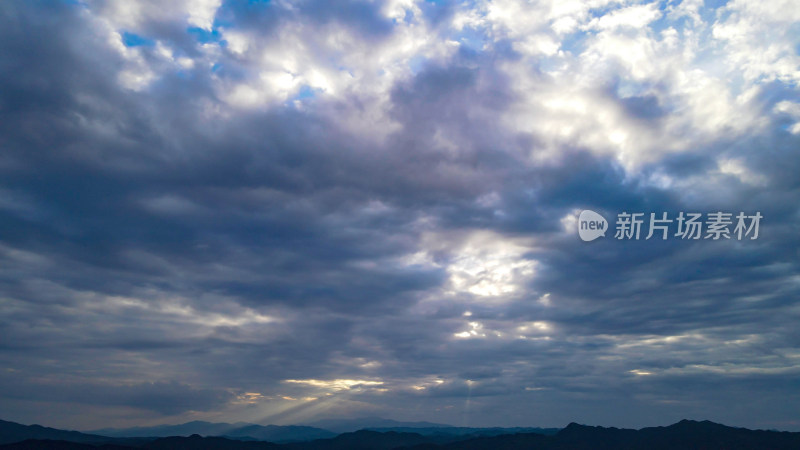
121,31,154,47
187,26,225,45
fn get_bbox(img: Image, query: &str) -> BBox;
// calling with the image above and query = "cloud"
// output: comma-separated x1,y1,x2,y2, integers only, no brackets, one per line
0,0,799,432
0,376,233,416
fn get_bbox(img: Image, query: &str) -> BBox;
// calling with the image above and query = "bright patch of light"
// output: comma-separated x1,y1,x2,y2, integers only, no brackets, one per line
445,232,537,298
187,0,221,31
232,392,266,405
283,379,384,391
717,158,768,186
454,321,487,339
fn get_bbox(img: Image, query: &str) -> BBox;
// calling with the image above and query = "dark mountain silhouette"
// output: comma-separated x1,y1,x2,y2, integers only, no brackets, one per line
634,419,800,450
86,417,553,442
552,422,639,449
144,434,279,449
0,420,129,446
408,420,800,450
223,425,336,442
0,431,450,450
0,441,131,450
0,435,278,450
88,421,242,438
366,426,560,437
3,418,800,450
404,432,551,450
88,422,335,442
304,417,451,433
282,430,449,450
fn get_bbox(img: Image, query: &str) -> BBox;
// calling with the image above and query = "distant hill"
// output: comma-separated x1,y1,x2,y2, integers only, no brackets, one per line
279,430,447,450
88,422,335,442
365,426,561,437
629,419,800,450
87,418,554,442
4,418,800,450
407,420,800,450
304,417,451,434
404,432,550,450
0,435,279,450
0,419,127,446
0,441,132,450
145,434,279,449
223,425,336,442
88,421,242,438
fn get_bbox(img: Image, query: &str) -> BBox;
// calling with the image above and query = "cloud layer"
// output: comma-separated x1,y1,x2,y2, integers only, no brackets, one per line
0,0,799,431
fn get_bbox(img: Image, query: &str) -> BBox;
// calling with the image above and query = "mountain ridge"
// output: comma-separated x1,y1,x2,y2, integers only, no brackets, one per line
303,418,452,434
4,418,800,449
87,422,335,442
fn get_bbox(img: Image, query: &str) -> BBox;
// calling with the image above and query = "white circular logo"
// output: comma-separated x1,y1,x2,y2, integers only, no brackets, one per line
578,210,607,242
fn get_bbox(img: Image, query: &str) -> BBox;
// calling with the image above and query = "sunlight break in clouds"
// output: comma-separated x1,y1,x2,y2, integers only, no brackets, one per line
283,379,385,392
0,0,799,433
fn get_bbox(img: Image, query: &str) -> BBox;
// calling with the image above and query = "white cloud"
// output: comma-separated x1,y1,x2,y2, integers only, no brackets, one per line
284,379,384,391
583,3,662,31
417,230,538,299
187,0,221,31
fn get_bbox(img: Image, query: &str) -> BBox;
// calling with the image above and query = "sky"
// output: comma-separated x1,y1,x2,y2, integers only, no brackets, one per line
1,0,800,432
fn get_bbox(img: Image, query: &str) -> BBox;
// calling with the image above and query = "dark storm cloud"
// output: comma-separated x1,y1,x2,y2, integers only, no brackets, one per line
0,375,233,415
0,0,799,432
0,1,442,313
